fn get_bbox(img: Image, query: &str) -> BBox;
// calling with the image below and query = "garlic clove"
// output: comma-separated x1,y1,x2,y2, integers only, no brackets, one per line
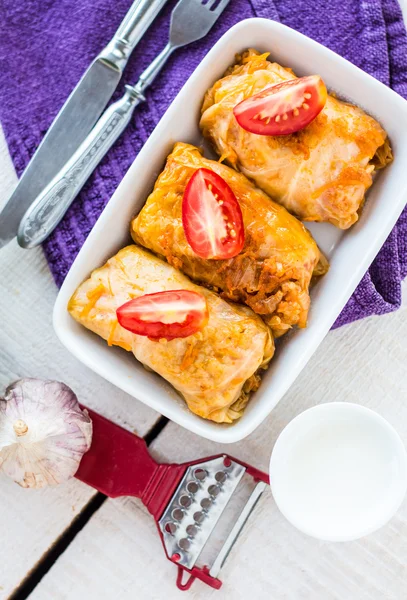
0,378,92,488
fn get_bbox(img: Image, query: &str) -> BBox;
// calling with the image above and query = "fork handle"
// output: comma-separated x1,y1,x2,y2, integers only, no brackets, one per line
136,42,175,93
17,86,145,249
99,0,168,70
18,41,177,249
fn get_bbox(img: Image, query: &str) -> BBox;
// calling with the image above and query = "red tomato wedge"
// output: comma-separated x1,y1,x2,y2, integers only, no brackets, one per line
116,290,208,341
233,75,327,136
182,168,244,260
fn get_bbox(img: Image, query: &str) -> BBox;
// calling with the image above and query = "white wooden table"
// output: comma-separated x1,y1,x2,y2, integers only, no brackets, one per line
2,14,407,595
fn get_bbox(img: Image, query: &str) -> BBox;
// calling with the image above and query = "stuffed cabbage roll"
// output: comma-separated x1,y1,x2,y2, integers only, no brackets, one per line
68,245,273,423
200,50,392,229
131,143,326,338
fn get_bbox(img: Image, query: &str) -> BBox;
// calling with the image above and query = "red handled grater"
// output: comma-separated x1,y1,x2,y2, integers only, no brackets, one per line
75,407,269,591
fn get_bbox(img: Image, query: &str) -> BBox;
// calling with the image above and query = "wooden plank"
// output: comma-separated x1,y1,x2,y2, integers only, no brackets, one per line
0,126,160,599
30,289,407,599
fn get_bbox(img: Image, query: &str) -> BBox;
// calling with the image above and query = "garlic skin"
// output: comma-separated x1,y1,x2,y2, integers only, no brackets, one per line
0,379,92,489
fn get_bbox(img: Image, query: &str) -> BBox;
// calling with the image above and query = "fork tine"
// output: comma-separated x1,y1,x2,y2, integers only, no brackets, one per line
202,0,218,9
212,0,231,15
170,0,231,48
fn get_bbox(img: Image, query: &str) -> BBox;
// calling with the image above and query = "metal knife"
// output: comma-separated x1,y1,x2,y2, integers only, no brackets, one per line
17,0,231,250
0,0,168,249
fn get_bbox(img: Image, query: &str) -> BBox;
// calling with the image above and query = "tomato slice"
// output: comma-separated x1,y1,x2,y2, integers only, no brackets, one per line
182,168,244,260
116,290,208,341
233,75,327,136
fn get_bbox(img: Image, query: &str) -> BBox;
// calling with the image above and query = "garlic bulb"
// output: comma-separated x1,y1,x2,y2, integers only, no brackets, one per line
0,378,92,489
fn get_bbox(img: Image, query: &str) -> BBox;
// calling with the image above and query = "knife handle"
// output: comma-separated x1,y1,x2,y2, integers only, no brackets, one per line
17,86,145,249
100,0,169,71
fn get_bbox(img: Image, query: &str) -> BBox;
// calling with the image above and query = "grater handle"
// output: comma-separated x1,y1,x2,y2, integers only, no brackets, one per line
176,566,222,592
75,406,160,498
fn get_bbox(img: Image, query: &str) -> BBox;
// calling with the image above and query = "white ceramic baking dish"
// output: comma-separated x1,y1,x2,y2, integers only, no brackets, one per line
53,18,407,443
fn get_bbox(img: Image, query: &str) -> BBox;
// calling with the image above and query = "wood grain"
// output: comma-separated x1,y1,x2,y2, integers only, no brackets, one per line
30,291,407,599
2,1,407,590
0,126,159,599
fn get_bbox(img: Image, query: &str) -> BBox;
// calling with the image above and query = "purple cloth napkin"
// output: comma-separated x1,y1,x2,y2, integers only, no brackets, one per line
1,0,407,328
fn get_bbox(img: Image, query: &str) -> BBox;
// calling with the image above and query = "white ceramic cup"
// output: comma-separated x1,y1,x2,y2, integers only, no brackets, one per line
269,402,407,541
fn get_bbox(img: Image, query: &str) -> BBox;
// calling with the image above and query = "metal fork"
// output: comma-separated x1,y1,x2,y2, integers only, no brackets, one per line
18,0,231,249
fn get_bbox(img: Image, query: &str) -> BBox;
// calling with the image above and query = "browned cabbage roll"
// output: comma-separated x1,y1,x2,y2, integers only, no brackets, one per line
68,246,273,423
200,49,392,229
131,142,326,338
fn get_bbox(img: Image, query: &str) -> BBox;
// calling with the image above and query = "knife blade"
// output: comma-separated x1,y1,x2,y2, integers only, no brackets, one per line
0,0,168,249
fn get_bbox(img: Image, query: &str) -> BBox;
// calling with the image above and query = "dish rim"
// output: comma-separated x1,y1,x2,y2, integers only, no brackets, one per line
269,402,407,541
53,17,407,443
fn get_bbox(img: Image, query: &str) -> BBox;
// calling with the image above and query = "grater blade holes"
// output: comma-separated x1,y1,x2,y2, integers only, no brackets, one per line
208,484,221,497
179,538,191,551
193,511,205,524
165,522,177,535
187,481,199,494
201,497,212,510
179,495,192,508
172,508,184,521
215,471,227,483
159,456,247,571
193,468,207,481
186,524,198,537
